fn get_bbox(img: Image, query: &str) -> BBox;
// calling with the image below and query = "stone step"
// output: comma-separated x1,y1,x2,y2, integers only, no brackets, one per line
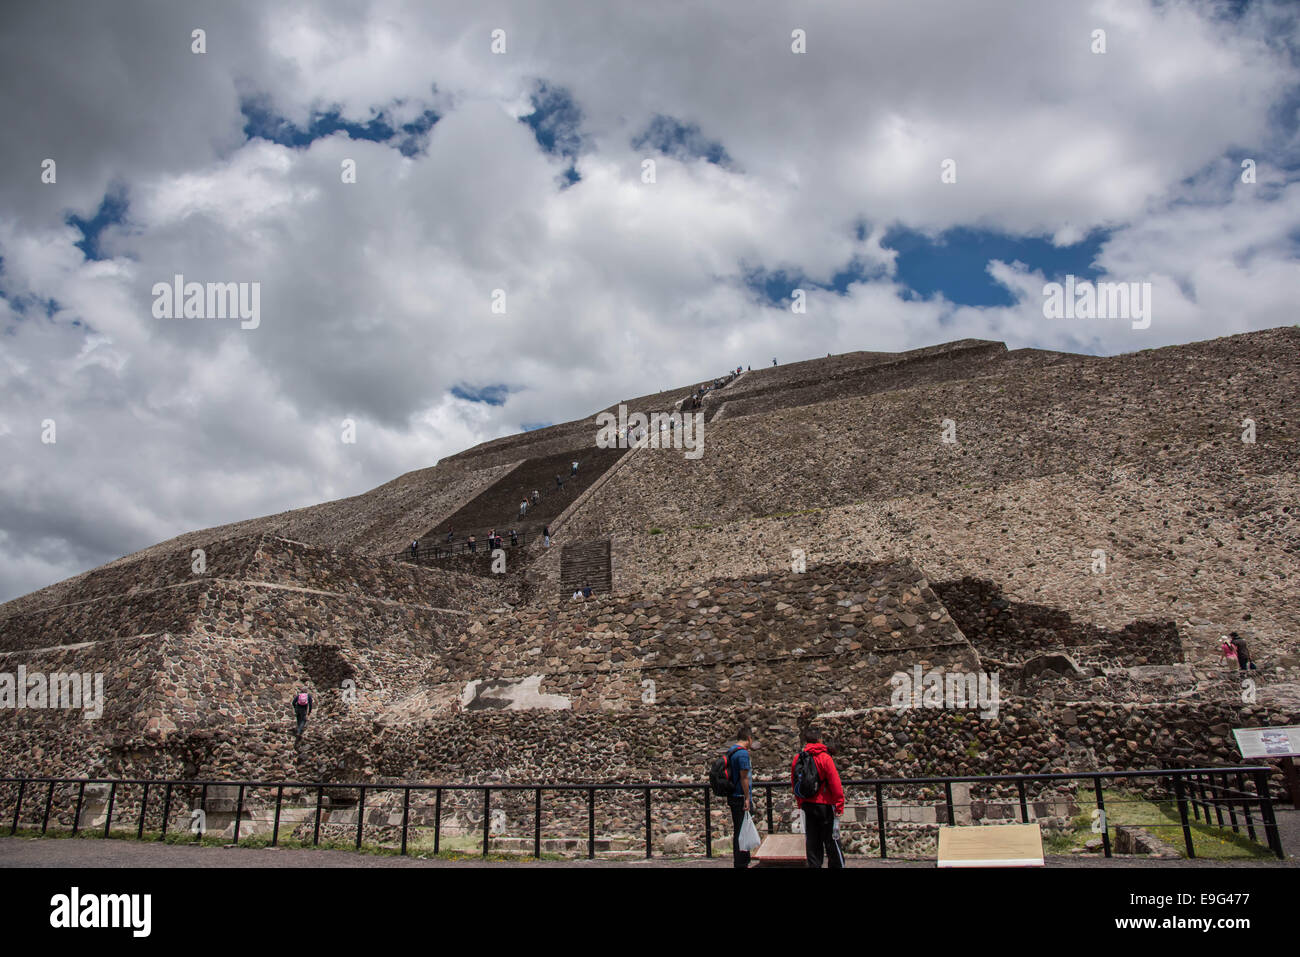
560,539,612,595
418,447,625,547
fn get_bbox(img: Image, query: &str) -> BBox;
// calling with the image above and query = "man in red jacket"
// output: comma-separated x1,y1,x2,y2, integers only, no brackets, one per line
791,726,845,868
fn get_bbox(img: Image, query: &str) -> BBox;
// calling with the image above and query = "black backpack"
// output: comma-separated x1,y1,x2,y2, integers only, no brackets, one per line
793,749,821,800
709,745,741,797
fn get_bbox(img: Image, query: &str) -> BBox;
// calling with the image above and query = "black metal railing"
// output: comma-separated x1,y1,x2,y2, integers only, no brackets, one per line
395,532,531,564
0,766,1283,861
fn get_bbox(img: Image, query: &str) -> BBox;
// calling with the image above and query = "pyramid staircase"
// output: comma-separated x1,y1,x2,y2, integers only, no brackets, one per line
413,446,624,555
559,539,612,596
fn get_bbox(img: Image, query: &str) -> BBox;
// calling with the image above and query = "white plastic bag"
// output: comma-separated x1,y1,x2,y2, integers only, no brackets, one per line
738,811,762,852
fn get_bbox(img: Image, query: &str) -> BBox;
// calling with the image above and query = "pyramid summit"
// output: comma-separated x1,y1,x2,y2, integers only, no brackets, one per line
2,328,1298,819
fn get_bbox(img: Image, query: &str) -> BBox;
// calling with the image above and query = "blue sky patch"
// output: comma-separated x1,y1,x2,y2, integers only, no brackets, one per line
452,383,513,406
67,189,128,262
742,257,888,305
632,114,731,167
241,96,439,156
882,226,1108,307
520,82,584,185
743,225,1109,308
3,293,61,319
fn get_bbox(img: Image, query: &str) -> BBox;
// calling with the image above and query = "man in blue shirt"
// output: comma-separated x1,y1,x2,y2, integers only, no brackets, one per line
726,726,754,869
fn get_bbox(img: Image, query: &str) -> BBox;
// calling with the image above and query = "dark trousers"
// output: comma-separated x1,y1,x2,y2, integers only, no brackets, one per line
294,705,309,735
728,797,750,869
803,803,844,869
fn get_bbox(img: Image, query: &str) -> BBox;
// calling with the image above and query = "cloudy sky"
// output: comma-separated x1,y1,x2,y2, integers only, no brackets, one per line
1,0,1297,602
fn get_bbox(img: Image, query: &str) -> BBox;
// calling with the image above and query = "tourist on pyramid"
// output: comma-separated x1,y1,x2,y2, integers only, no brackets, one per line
410,539,419,561
791,726,845,868
581,583,592,598
543,524,551,547
532,489,540,504
510,529,518,547
468,534,476,552
520,499,528,518
571,589,583,601
292,688,313,736
1227,632,1257,671
718,726,755,869
571,459,579,476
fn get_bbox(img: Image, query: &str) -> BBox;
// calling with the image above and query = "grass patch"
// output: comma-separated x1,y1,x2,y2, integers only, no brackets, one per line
1048,787,1275,860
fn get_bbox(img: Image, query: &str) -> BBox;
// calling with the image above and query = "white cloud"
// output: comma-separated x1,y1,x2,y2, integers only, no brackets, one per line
0,0,1297,601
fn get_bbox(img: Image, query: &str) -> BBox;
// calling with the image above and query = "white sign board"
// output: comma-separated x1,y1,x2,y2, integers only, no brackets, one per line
1233,726,1300,759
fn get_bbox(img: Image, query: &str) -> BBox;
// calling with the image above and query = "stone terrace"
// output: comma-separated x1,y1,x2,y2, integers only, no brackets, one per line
714,340,1075,422
3,327,1299,803
4,461,513,620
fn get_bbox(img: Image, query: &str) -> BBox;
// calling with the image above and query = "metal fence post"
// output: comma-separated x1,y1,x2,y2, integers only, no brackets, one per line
103,782,117,838
41,781,55,835
1237,771,1257,842
400,788,410,856
272,786,284,847
482,788,490,858
233,785,245,845
355,786,366,850
587,787,595,860
1251,768,1284,860
1172,775,1195,859
72,781,85,835
434,788,442,854
160,782,172,839
875,783,887,859
704,786,712,859
1093,777,1110,858
644,788,651,859
1017,779,1029,823
534,788,542,859
11,780,25,835
1221,774,1239,833
313,787,323,846
137,783,150,840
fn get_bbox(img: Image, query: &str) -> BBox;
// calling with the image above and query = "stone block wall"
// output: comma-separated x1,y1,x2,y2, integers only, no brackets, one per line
932,577,1184,667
